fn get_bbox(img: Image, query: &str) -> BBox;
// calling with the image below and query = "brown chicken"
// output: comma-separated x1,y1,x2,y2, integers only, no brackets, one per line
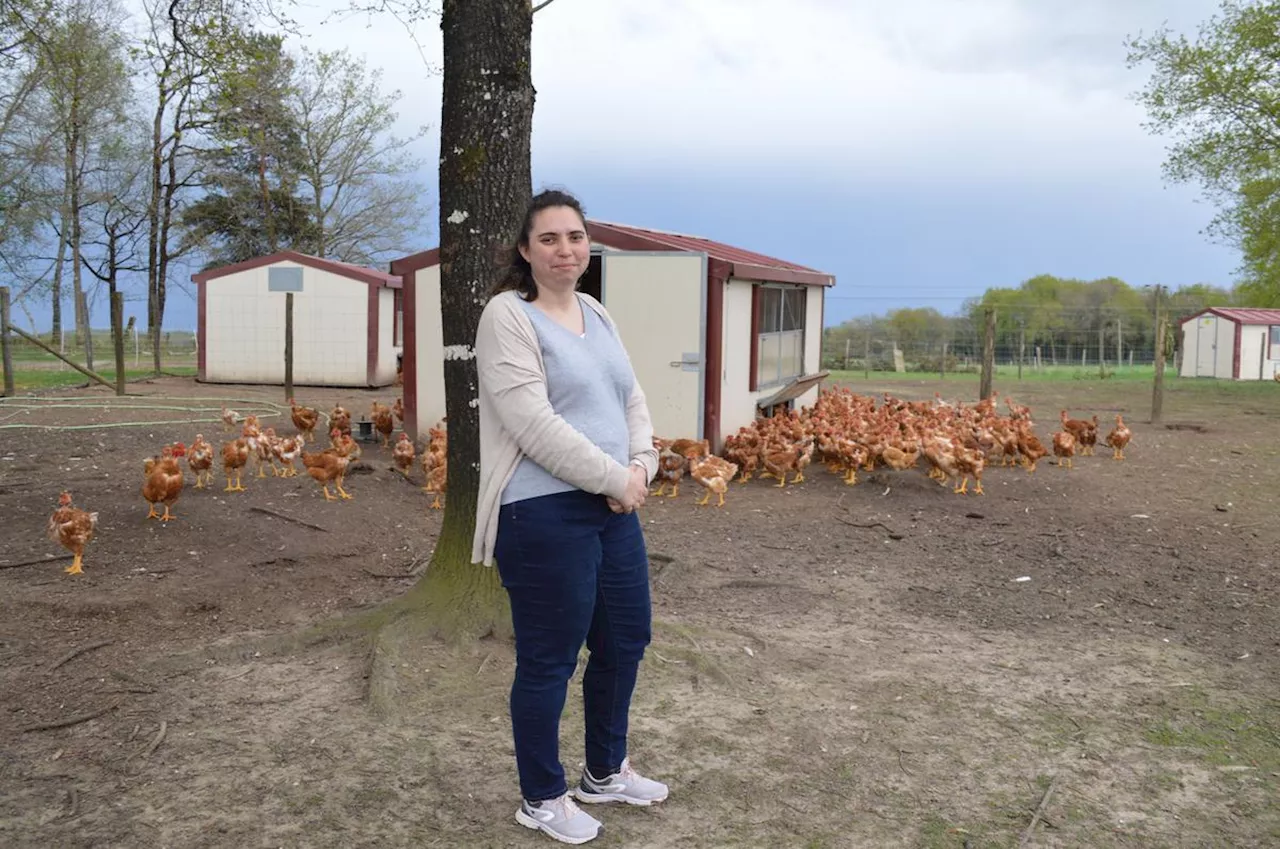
950,438,985,495
1105,414,1132,460
690,453,739,508
271,431,303,477
424,461,447,509
222,437,250,492
1060,410,1095,456
650,443,687,497
289,398,320,443
420,424,447,498
330,405,352,438
1079,415,1099,456
1052,430,1076,469
142,444,186,521
392,432,416,476
48,491,98,575
1016,425,1048,473
393,397,404,423
301,430,353,501
187,434,215,488
371,401,395,448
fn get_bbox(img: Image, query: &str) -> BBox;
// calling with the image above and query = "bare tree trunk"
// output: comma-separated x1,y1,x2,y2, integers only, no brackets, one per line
70,112,92,370
395,0,534,640
147,65,167,376
50,190,69,349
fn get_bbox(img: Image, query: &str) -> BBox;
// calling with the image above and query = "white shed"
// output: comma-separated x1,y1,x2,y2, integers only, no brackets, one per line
193,251,403,388
391,220,835,450
1178,307,1280,381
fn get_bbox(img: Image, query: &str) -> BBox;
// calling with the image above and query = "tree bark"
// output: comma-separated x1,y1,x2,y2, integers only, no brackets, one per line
395,0,534,641
147,60,168,376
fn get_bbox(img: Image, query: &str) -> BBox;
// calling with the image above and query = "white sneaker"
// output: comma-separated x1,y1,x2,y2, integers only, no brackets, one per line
515,792,603,845
573,757,669,806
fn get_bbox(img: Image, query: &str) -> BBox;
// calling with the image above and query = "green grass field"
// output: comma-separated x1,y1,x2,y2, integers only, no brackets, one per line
5,365,198,392
2,327,197,393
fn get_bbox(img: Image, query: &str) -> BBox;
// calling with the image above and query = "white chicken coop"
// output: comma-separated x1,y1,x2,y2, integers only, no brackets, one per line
390,220,834,450
1178,307,1280,381
192,251,403,388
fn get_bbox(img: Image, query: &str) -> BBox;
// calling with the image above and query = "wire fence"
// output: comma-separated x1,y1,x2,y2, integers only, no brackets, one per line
822,306,1176,379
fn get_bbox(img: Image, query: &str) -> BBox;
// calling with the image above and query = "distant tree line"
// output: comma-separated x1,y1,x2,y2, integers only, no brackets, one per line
0,0,431,371
822,274,1232,373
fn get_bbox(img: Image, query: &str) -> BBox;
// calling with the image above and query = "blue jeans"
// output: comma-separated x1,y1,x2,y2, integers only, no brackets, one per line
495,490,653,802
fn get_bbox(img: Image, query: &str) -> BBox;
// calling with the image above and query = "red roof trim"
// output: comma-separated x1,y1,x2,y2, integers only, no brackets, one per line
191,250,402,289
586,220,834,287
1180,306,1280,326
387,224,834,288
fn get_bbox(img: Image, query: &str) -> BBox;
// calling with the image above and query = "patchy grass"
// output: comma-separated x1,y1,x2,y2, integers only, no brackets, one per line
1143,688,1280,779
4,366,197,392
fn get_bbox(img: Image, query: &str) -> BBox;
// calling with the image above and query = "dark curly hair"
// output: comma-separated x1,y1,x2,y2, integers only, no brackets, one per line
489,188,587,301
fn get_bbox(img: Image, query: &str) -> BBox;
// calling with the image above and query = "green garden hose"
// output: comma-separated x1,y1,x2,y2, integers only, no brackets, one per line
0,395,333,432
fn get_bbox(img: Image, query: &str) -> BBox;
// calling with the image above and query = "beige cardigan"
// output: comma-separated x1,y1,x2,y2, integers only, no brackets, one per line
471,290,660,566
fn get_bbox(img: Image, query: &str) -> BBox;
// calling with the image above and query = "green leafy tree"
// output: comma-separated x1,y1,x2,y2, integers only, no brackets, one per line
1127,1,1280,303
181,31,317,265
291,47,430,265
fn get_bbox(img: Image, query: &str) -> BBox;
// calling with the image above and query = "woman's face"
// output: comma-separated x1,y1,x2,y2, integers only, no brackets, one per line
520,206,590,293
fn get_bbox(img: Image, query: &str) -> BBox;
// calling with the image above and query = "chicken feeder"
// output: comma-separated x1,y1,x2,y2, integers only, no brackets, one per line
355,419,376,442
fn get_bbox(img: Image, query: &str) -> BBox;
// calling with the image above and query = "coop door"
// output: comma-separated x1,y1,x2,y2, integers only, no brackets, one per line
1194,316,1217,377
601,252,706,441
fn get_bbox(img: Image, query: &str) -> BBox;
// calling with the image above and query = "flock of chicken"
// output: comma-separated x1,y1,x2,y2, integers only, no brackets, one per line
46,398,449,576
44,385,1136,576
648,387,1134,508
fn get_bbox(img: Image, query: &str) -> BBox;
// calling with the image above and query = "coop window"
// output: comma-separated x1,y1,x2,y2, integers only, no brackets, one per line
752,285,806,390
1270,325,1280,360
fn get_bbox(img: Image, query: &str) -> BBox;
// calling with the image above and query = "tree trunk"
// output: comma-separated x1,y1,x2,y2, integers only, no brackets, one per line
50,188,69,348
68,98,91,370
147,66,167,376
397,0,534,641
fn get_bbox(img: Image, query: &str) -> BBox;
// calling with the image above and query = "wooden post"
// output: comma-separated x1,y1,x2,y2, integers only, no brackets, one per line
1,287,14,397
864,334,870,379
111,292,126,396
843,337,850,371
1152,285,1166,424
1018,322,1025,380
79,289,94,372
284,291,294,402
979,306,996,400
1098,321,1106,379
1116,318,1123,368
1035,345,1042,371
6,324,113,388
940,339,947,381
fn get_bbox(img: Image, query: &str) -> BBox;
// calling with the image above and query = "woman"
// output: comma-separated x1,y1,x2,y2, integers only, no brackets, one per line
473,189,668,845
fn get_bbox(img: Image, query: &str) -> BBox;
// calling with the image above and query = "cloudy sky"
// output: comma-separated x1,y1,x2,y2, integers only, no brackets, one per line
96,0,1238,331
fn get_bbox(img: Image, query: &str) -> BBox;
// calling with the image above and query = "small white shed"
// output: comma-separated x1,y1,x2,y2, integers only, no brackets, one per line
391,220,835,449
1178,307,1280,380
193,251,403,387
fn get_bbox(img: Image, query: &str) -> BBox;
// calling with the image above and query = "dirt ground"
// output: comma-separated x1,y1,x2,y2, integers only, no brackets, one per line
1,374,1278,848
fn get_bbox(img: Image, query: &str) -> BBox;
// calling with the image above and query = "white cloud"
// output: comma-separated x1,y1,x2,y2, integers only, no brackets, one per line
522,0,1224,181
147,0,1224,186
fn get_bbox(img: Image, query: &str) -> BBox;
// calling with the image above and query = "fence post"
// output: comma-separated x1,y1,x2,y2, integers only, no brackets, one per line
284,291,294,402
1152,285,1166,424
843,337,850,371
78,289,94,372
1,287,14,397
979,307,996,400
111,292,126,396
864,334,870,379
1098,322,1105,379
940,339,947,381
1018,323,1025,380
